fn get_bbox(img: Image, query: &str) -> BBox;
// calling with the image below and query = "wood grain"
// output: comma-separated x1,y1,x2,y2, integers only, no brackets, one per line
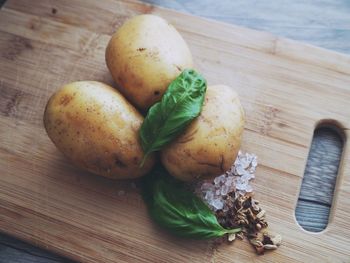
143,0,348,235
295,127,344,231
0,0,350,262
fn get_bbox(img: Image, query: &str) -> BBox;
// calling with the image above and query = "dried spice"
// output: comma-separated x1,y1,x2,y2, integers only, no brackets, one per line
198,151,282,255
217,195,267,231
216,194,281,254
248,231,282,254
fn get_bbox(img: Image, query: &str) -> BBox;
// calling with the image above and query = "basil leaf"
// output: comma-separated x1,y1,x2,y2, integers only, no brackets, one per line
139,69,207,166
142,167,241,239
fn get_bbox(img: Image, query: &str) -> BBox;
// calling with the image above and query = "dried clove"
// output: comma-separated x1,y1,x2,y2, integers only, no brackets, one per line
215,193,281,255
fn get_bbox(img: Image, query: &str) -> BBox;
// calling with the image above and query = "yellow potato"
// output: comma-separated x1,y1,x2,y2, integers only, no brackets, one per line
105,14,193,110
161,85,245,181
43,81,155,179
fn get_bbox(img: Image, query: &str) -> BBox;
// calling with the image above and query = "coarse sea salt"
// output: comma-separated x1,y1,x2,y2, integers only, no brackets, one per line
198,151,258,211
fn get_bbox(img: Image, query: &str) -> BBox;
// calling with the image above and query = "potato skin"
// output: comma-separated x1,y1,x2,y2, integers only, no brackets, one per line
161,85,245,182
105,14,193,110
43,81,155,179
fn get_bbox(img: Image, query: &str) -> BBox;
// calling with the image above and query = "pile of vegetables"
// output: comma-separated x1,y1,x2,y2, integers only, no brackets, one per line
44,15,245,239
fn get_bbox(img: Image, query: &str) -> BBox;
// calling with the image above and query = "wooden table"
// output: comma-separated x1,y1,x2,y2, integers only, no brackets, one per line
0,0,348,262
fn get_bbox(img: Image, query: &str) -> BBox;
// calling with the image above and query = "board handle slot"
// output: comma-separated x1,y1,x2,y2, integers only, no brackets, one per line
295,120,345,232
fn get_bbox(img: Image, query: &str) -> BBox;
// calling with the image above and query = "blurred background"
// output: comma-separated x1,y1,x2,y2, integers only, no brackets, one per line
143,0,350,54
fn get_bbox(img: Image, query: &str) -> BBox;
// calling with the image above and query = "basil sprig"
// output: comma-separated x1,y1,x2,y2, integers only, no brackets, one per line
142,167,241,239
139,69,207,166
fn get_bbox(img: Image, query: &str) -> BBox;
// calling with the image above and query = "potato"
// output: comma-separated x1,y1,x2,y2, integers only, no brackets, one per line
161,85,245,181
43,81,155,179
105,14,193,110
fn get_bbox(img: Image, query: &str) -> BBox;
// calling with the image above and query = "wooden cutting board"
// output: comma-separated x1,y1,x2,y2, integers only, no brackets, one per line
1,0,350,262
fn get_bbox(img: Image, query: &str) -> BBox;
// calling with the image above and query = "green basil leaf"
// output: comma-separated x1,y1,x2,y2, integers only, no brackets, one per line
139,69,207,166
141,167,241,239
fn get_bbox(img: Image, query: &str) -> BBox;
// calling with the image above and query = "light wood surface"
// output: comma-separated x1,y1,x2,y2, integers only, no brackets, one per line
1,0,350,262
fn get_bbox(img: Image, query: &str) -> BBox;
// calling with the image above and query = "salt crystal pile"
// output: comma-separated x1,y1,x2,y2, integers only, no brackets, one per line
198,151,258,212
